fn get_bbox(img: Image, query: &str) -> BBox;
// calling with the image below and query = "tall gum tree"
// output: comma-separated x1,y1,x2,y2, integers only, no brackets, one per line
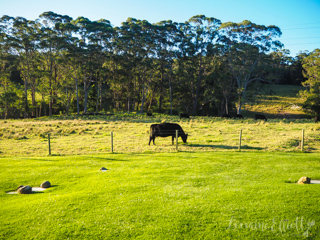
218,20,282,114
188,15,221,115
300,49,320,115
153,20,179,114
177,15,221,115
10,17,40,117
38,11,73,116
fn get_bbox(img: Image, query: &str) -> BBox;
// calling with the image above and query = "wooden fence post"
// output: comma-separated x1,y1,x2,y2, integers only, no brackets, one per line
111,132,114,153
48,133,51,155
176,130,178,151
239,129,242,151
301,129,304,152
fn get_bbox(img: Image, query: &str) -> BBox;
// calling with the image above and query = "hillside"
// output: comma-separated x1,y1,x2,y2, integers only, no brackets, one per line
242,84,308,119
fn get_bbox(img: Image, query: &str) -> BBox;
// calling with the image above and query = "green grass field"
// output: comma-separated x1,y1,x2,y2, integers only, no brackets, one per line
1,84,320,239
1,152,320,239
0,115,319,156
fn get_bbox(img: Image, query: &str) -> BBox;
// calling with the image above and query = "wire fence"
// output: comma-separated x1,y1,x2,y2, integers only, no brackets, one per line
2,127,319,156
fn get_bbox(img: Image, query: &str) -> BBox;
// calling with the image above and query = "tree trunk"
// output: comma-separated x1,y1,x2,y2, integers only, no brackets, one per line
148,91,154,111
169,68,173,115
99,81,103,112
83,79,89,114
96,83,99,112
140,71,152,113
75,76,80,115
24,76,28,118
192,54,203,115
158,67,164,112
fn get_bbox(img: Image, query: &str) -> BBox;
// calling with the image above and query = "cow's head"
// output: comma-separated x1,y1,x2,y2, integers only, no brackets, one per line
182,134,188,143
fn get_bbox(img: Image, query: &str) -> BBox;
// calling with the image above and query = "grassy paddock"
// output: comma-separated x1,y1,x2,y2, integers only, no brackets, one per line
0,152,319,239
0,114,319,156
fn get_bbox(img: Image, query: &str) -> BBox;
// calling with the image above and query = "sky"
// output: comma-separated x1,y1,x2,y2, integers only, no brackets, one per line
1,0,320,57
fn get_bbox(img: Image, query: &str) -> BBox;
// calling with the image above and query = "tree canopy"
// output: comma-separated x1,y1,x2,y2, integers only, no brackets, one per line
0,11,307,119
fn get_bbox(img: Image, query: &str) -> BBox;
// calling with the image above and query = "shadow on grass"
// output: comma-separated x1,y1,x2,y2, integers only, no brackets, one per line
21,158,57,161
92,157,129,161
187,144,265,150
240,145,265,150
187,144,238,150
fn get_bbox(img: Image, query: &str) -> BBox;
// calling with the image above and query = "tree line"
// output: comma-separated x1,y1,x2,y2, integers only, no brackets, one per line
0,12,314,119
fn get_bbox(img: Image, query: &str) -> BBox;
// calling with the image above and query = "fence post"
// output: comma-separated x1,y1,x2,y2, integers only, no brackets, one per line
111,131,114,153
301,129,304,152
239,129,242,151
176,130,178,151
48,133,51,155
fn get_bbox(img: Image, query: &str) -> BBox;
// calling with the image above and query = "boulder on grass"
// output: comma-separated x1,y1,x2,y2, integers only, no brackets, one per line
16,185,24,190
40,181,51,188
298,176,311,184
17,185,32,194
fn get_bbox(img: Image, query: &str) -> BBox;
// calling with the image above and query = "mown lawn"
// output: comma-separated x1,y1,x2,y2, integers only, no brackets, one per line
1,152,319,239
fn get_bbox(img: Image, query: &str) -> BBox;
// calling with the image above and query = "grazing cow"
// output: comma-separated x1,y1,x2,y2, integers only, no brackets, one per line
255,114,267,121
235,114,244,119
221,114,231,118
146,113,153,117
315,116,319,123
180,113,190,119
149,123,188,145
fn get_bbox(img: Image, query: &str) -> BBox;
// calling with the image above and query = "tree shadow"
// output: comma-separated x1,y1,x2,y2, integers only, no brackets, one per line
92,157,129,162
187,144,238,150
240,145,265,150
21,158,56,161
187,144,265,150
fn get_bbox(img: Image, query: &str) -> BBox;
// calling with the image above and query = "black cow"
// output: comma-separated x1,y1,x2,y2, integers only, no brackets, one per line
235,114,244,119
255,114,267,121
221,114,231,118
146,113,153,117
149,123,188,145
315,116,319,123
180,113,190,119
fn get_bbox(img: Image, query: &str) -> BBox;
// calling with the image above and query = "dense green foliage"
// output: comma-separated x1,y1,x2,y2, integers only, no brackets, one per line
1,152,320,239
1,12,306,119
299,49,320,115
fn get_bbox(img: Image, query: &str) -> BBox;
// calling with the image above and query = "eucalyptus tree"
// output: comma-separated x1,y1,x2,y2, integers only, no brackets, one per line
265,49,292,84
152,20,179,113
134,19,156,113
9,16,40,117
0,16,21,118
218,20,283,114
290,51,308,85
0,15,15,92
72,17,113,113
203,55,236,115
38,11,73,116
188,15,221,115
88,19,113,112
176,15,221,115
55,20,81,114
299,49,320,115
113,18,154,112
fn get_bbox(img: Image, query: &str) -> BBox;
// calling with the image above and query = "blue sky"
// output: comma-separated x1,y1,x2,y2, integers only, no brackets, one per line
1,0,320,57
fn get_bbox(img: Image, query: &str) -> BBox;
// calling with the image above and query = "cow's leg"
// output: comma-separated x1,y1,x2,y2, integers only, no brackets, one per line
149,136,156,145
172,136,175,145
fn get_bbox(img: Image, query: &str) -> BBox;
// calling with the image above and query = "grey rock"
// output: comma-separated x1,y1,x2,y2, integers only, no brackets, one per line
17,185,32,194
40,181,51,188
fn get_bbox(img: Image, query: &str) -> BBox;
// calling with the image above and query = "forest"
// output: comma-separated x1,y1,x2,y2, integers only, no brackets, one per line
0,12,315,119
